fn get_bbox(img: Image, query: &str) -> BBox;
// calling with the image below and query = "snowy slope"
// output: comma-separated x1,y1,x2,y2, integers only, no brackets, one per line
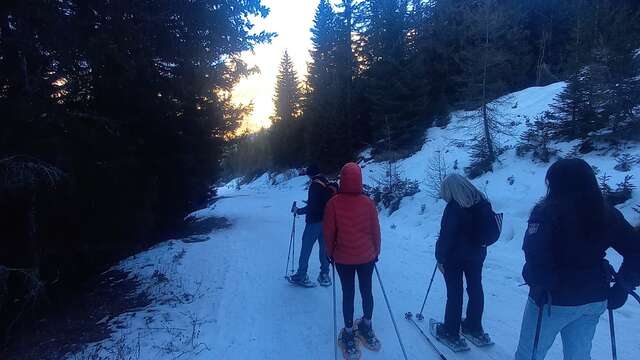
71,83,640,360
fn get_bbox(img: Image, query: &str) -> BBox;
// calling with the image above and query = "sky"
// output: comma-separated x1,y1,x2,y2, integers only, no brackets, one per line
232,0,323,132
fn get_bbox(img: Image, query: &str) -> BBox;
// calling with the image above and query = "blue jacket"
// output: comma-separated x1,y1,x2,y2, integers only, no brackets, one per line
297,175,332,224
523,203,640,306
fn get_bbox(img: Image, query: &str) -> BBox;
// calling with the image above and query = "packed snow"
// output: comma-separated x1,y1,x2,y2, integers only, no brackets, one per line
71,83,640,359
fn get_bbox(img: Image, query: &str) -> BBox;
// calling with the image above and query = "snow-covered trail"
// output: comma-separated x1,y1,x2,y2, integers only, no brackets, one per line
199,178,519,360
203,179,413,360
74,83,640,360
195,173,639,360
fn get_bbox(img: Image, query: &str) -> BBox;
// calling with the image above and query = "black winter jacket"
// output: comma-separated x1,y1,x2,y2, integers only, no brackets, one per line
523,202,640,306
435,200,491,264
297,175,332,224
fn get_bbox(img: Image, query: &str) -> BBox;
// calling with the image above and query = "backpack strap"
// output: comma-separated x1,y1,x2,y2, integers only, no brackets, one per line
313,178,337,194
312,178,328,188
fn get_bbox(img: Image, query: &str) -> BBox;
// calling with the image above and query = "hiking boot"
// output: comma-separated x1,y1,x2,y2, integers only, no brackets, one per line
288,272,315,287
317,272,331,287
355,318,381,351
436,324,468,350
289,272,306,282
338,328,361,360
462,320,492,346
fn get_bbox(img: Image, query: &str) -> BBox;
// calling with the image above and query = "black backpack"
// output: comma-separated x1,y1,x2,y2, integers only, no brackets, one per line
313,178,338,202
472,202,504,247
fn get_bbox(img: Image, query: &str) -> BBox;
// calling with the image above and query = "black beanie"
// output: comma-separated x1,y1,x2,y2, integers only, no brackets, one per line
306,163,320,177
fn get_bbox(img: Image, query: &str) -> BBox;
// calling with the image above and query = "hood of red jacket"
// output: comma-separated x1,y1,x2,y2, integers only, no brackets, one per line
339,162,363,194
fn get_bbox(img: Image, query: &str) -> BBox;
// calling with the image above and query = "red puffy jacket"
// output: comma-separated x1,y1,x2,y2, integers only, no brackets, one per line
324,163,381,265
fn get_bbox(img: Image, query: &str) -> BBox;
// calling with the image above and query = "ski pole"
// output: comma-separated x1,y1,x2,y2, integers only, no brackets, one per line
284,202,297,278
405,312,447,360
609,308,617,360
531,302,544,360
332,263,338,360
291,202,297,276
291,213,296,276
416,263,438,321
284,216,295,277
374,265,409,360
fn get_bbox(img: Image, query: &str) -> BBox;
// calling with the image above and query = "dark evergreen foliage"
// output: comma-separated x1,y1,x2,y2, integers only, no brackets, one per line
0,0,271,340
517,113,558,163
303,0,354,171
270,51,303,169
248,0,640,175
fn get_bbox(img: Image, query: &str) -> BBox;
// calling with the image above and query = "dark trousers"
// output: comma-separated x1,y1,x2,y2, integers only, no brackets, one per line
443,256,485,335
336,261,375,329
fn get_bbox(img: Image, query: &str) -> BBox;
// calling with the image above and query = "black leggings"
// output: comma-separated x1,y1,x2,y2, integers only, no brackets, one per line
336,261,375,328
443,256,485,334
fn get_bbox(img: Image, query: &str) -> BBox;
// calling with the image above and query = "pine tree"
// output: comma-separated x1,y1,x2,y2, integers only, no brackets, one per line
455,0,523,177
550,64,608,140
303,0,354,171
516,112,558,163
361,0,429,156
270,50,303,169
0,0,272,334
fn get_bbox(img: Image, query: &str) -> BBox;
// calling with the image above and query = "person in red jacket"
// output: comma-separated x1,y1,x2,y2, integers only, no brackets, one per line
324,162,381,358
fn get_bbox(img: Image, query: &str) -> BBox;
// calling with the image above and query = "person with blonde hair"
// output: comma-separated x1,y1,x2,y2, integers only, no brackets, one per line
433,173,496,351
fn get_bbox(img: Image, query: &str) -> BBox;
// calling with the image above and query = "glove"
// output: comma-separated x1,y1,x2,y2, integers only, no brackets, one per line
530,286,551,308
607,282,629,310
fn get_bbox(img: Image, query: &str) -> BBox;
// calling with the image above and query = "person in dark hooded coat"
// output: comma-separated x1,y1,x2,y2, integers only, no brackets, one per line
515,158,640,360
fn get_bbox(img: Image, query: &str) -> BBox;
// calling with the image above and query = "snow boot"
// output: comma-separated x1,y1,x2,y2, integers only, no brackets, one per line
355,318,381,351
287,273,316,288
429,319,470,352
338,328,361,360
461,319,493,347
317,272,332,287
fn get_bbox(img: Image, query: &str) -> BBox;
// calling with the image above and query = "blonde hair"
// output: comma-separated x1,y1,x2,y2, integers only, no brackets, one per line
440,174,486,208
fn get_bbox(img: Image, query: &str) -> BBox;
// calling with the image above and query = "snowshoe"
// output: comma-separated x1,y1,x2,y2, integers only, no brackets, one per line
355,318,381,351
286,273,317,288
338,328,361,360
429,319,470,353
461,319,494,347
317,272,332,287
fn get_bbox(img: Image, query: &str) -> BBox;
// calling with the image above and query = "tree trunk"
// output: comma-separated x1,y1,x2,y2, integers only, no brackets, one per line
482,0,495,162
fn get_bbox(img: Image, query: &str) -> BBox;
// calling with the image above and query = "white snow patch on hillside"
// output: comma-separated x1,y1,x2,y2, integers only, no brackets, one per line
70,82,640,360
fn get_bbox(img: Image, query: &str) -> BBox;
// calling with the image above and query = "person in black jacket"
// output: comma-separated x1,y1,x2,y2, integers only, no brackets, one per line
435,174,495,348
290,164,333,286
515,158,640,360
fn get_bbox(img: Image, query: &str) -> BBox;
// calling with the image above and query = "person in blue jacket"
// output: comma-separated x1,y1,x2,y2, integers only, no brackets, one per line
290,164,333,286
515,158,640,360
